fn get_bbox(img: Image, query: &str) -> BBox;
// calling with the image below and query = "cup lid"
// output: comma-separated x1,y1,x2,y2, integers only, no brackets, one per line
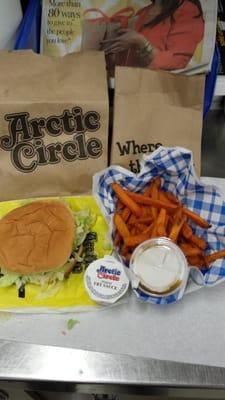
130,237,188,297
84,256,129,305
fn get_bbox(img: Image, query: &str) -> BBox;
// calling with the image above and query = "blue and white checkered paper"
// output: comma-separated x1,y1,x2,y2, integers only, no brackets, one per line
93,147,225,305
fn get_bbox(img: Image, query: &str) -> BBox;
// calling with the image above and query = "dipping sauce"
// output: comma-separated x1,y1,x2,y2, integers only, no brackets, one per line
130,238,188,296
84,255,129,305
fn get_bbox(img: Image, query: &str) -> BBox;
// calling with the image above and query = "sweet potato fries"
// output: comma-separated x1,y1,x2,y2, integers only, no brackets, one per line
111,178,224,269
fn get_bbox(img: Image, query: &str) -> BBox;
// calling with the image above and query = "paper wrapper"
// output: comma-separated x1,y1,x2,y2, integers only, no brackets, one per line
0,196,112,313
93,146,225,305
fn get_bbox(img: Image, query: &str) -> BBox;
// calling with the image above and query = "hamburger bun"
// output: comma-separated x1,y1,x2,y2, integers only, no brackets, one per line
0,200,75,274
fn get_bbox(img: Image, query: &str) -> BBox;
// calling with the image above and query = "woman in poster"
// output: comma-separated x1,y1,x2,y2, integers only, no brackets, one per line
103,0,205,71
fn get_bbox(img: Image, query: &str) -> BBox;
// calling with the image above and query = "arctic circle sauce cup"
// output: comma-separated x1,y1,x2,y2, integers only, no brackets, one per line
129,237,189,299
84,255,129,305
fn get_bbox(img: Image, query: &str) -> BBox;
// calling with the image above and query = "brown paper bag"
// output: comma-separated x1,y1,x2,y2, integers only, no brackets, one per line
0,50,108,201
111,67,205,176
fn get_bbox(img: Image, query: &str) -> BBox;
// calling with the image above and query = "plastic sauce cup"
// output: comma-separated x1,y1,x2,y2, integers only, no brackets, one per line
84,256,129,305
130,237,189,298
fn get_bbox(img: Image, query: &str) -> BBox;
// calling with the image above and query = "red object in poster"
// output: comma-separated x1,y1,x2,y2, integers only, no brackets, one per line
82,7,136,76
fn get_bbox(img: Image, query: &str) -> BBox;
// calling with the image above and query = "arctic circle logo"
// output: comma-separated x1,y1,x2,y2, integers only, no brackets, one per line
97,266,121,281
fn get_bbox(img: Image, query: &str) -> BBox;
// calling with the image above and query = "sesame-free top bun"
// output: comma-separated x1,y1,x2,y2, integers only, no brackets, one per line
0,200,75,274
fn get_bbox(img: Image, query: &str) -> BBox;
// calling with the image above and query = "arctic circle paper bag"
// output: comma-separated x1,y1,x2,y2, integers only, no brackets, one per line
0,50,108,201
111,67,205,176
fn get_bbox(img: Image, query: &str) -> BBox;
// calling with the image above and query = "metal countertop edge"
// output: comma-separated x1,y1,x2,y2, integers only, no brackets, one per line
0,339,225,389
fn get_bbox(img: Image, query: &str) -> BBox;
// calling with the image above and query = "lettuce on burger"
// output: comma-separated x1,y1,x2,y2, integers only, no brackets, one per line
0,199,96,296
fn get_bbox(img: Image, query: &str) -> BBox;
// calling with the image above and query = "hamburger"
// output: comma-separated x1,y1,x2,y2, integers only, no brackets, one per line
0,199,96,297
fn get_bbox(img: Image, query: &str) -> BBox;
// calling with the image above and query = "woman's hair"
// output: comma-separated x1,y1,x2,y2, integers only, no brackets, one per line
147,0,203,27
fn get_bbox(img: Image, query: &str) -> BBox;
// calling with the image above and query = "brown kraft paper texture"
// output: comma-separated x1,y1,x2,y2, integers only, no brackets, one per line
111,67,205,175
0,50,108,201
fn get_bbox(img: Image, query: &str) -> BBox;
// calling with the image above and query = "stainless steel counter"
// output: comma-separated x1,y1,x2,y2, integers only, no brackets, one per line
1,339,225,398
1,177,225,397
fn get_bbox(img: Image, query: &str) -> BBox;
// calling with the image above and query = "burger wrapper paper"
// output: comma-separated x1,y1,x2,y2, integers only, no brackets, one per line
93,146,225,305
0,196,112,312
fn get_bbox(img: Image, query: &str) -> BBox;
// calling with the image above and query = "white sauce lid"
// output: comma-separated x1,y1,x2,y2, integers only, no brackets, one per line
84,256,129,305
130,238,188,296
